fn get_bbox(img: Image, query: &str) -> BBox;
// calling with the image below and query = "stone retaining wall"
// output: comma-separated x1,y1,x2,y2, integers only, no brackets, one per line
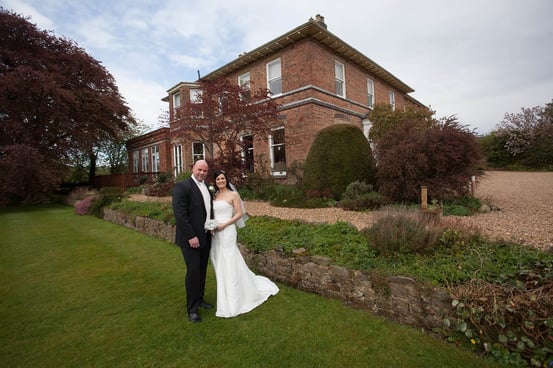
103,208,454,331
103,208,176,241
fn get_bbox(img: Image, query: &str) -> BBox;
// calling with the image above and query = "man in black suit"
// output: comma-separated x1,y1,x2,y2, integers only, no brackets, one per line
172,159,214,323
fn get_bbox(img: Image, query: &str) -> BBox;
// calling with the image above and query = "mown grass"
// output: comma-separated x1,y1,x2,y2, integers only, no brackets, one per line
0,205,502,368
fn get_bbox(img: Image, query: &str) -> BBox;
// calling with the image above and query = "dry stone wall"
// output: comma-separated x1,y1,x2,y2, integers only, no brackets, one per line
103,209,455,331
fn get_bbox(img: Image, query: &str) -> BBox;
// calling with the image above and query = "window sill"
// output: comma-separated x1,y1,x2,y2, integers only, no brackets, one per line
271,172,287,178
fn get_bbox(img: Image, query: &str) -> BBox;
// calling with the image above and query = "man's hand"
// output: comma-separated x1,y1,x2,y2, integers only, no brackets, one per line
189,236,200,248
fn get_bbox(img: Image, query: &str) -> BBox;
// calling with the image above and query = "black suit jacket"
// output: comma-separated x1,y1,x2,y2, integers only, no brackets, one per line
172,177,212,249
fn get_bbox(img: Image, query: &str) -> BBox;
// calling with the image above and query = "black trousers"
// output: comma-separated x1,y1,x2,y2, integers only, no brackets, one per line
180,244,211,313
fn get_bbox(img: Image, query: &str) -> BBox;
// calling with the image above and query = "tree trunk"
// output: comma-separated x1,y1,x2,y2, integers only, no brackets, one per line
88,153,97,184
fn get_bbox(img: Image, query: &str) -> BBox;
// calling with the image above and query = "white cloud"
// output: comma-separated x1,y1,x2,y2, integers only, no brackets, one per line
1,0,53,29
169,54,215,71
113,72,168,129
76,17,121,50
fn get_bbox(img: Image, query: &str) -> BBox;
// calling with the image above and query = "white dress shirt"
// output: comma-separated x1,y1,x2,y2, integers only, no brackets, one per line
193,177,211,217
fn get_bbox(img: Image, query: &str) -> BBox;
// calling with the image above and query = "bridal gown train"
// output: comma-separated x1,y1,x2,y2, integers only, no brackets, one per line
210,200,279,318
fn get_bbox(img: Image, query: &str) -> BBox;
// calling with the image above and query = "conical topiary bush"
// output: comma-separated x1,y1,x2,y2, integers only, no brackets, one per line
302,124,375,200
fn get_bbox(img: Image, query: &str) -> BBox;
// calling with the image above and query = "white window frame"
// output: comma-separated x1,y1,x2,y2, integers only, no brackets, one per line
190,88,202,103
151,145,160,173
238,72,251,101
172,92,181,114
141,148,149,172
192,142,205,162
269,127,286,176
173,144,183,177
389,91,395,111
367,79,375,108
266,58,282,96
132,151,139,173
335,61,345,97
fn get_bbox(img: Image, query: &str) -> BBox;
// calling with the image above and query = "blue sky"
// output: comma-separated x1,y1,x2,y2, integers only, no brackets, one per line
2,0,552,134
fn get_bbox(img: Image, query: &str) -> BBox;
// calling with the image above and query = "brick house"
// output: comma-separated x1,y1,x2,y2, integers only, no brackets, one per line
127,15,425,181
126,127,171,174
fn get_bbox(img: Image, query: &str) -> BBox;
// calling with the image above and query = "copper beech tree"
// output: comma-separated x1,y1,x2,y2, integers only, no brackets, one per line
172,78,281,179
0,9,135,204
375,116,482,202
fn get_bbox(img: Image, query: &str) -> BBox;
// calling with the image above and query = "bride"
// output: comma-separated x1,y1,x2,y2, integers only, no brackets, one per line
209,169,279,318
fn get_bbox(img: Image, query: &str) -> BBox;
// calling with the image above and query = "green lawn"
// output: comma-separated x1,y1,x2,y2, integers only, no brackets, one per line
0,205,502,367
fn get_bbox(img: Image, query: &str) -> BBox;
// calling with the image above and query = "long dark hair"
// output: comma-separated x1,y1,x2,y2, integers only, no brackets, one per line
213,170,233,191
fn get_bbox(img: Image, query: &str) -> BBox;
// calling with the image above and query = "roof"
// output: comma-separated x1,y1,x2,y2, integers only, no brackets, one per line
162,82,200,102
126,127,170,146
201,16,415,94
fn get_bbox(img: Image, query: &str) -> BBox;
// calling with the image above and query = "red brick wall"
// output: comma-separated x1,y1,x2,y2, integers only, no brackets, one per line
126,128,171,174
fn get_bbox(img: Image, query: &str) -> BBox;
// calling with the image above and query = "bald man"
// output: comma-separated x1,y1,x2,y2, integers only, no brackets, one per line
172,160,214,323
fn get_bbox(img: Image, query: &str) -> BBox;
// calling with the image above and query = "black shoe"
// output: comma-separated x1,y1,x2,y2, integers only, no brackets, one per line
188,313,201,323
199,301,213,309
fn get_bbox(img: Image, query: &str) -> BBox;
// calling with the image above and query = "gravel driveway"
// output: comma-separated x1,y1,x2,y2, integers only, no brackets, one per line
245,171,553,251
458,171,552,250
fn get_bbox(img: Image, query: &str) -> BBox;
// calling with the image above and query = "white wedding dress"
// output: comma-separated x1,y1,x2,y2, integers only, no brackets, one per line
210,200,279,318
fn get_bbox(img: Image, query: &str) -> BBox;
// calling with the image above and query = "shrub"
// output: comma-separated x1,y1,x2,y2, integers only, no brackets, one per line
365,210,441,257
0,144,63,206
303,124,376,200
144,182,174,197
175,171,192,183
442,197,482,216
341,180,374,199
368,103,435,142
375,116,482,202
479,132,517,168
156,172,171,183
266,184,335,209
64,186,97,206
339,192,390,211
268,184,304,207
338,181,391,211
242,172,276,201
126,186,142,194
89,187,124,218
74,196,96,215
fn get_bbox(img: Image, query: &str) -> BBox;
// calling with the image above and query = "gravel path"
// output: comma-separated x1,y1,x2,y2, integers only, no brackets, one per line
452,171,553,250
130,171,553,251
